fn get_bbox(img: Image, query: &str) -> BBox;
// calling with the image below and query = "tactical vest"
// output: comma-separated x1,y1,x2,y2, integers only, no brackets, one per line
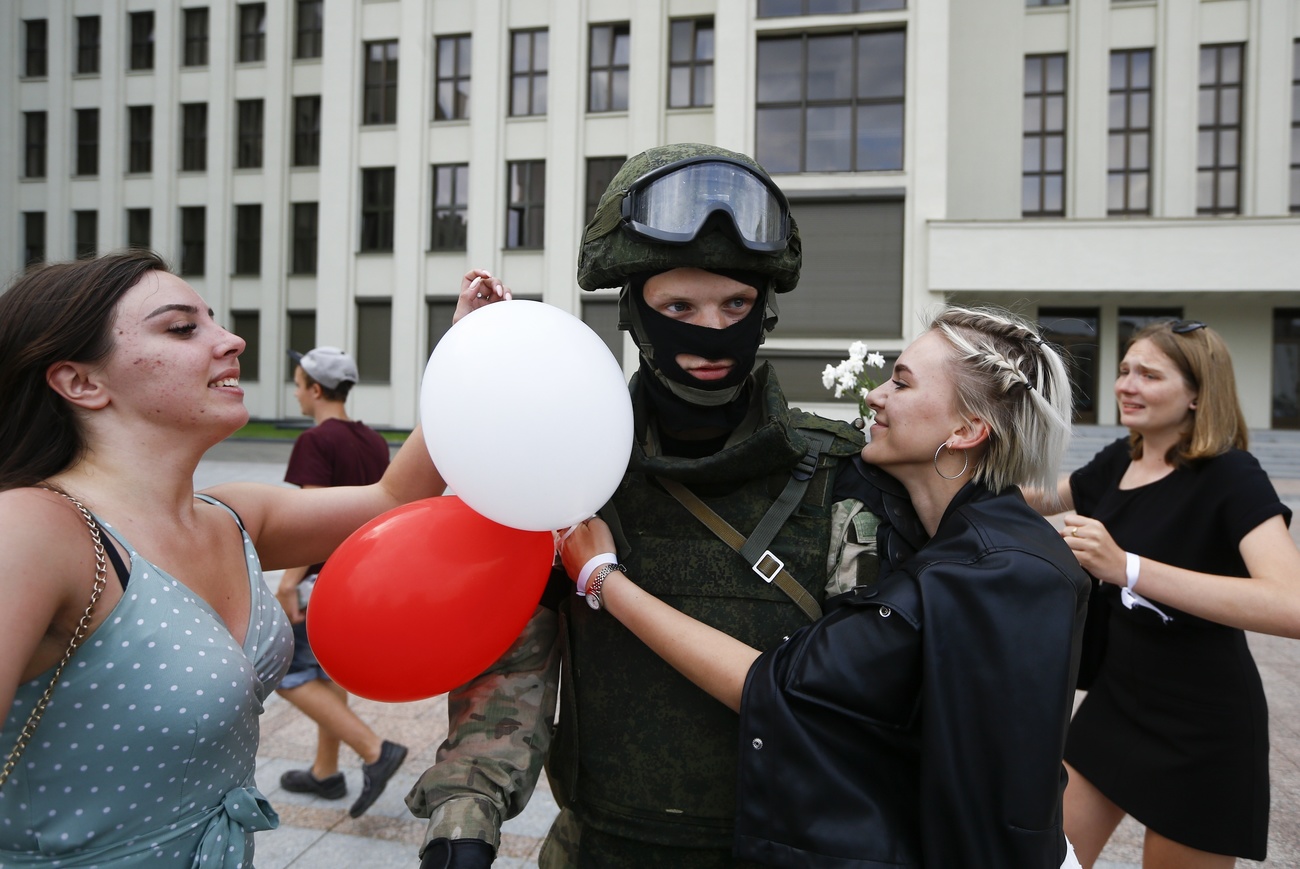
547,366,863,849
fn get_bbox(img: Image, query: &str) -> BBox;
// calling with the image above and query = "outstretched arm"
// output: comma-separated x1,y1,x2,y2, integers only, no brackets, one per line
558,520,760,712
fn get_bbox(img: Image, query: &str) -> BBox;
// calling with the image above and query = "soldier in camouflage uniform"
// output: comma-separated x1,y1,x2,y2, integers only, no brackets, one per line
406,143,903,868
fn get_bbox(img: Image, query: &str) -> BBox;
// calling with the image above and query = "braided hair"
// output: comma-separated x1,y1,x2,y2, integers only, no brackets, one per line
928,306,1073,493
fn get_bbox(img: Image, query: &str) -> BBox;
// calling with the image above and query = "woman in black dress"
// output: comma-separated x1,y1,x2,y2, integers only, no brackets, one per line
1029,319,1300,867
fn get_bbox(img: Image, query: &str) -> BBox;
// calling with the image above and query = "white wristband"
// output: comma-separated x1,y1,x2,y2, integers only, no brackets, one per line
1125,552,1141,591
577,552,618,596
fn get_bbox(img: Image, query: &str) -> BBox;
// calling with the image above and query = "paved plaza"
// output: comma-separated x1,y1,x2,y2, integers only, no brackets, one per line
193,432,1300,869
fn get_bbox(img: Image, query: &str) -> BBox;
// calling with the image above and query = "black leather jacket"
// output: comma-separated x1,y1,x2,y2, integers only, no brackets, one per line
734,475,1090,868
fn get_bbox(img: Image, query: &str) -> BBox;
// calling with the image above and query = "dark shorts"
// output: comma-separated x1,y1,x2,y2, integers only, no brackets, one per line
279,619,332,690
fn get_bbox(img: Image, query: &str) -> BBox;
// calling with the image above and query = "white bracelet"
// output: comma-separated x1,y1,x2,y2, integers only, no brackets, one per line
577,552,618,596
1125,552,1141,591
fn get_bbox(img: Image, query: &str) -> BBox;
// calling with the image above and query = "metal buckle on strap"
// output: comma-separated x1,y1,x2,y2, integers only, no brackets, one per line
752,550,785,583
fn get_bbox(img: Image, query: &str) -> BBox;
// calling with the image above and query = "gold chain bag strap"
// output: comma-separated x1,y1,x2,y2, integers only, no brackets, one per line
0,490,109,790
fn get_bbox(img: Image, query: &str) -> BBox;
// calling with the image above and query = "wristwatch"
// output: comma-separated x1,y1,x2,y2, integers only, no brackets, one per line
586,563,626,610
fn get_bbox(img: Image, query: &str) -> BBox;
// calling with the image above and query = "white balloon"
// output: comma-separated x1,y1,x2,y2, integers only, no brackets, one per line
420,300,633,532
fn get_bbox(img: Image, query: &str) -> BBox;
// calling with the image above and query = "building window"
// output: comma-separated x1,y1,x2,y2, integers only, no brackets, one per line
1108,49,1151,216
24,19,47,77
1038,309,1099,423
363,41,400,125
181,103,208,172
360,168,396,252
1026,0,1067,6
668,18,714,109
1023,53,1067,217
180,206,206,276
1292,41,1300,213
234,204,262,275
426,299,457,359
293,96,321,167
291,202,319,274
296,0,323,60
757,0,907,15
756,29,906,173
75,108,100,176
75,210,98,260
126,208,151,249
23,212,45,266
356,301,392,382
128,106,153,174
435,35,472,120
238,3,267,63
588,24,630,113
287,312,317,379
77,16,101,74
1117,307,1181,350
1198,43,1244,215
1273,309,1300,428
510,29,549,117
183,8,209,67
24,112,47,179
236,99,265,169
506,160,546,249
231,312,260,381
129,11,154,71
430,164,469,251
585,156,625,223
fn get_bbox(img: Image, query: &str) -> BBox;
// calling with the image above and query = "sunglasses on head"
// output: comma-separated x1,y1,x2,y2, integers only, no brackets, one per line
1170,320,1207,334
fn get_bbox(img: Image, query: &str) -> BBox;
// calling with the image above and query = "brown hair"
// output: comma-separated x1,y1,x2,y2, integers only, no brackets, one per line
1125,320,1247,465
0,251,169,490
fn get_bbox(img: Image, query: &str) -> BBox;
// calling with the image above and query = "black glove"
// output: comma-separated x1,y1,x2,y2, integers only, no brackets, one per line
419,838,495,869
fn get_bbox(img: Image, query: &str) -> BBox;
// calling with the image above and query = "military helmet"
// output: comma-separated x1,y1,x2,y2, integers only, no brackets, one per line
577,143,801,293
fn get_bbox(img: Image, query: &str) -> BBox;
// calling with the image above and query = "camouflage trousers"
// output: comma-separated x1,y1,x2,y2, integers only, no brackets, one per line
538,809,766,869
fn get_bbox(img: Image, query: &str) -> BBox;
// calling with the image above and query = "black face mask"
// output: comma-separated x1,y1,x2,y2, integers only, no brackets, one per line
630,275,766,394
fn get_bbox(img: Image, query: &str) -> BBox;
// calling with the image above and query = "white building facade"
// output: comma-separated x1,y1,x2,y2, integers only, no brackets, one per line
5,0,1300,429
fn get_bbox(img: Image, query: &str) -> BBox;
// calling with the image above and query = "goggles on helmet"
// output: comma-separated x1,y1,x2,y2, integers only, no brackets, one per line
619,156,791,253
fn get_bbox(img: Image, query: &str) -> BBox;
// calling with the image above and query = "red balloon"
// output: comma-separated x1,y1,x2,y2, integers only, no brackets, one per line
307,496,554,702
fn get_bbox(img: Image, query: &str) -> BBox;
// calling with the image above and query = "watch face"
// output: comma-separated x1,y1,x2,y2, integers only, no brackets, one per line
586,593,601,610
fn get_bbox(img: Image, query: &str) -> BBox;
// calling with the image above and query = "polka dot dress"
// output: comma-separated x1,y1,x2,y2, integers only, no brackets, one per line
0,496,293,867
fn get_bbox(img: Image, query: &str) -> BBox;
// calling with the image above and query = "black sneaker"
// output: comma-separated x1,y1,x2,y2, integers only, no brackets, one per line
349,740,409,818
280,768,347,800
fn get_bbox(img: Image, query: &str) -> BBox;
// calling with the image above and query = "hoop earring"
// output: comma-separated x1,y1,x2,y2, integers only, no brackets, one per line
934,442,969,481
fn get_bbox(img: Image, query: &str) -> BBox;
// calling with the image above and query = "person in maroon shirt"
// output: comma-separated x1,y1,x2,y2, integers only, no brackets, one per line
276,346,407,818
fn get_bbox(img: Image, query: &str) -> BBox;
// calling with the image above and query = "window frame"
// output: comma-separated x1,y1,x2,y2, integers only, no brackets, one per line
291,202,319,275
181,103,208,172
755,29,906,173
1292,40,1300,213
434,34,472,121
1022,52,1068,217
236,99,265,170
75,108,100,177
234,204,262,275
359,167,397,253
24,19,48,78
238,3,267,64
355,301,393,383
1107,48,1153,216
430,163,469,251
363,40,400,125
128,11,155,71
506,160,546,250
74,210,98,260
588,23,631,113
585,156,626,224
23,212,46,266
509,28,549,117
127,105,153,174
179,206,206,276
76,16,101,75
182,8,210,67
1197,43,1245,216
757,0,907,16
126,208,151,250
295,0,324,60
24,111,47,179
292,95,322,167
668,17,714,109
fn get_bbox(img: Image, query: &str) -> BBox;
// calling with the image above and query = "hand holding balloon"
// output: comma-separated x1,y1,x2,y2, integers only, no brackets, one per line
457,268,511,321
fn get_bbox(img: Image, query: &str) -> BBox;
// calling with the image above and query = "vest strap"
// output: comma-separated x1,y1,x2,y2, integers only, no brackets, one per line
657,476,822,622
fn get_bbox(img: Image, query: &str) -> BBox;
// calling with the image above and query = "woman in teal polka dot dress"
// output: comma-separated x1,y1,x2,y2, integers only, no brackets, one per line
0,252,458,867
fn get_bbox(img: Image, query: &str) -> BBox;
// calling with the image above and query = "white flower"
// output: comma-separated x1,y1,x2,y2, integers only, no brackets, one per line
821,364,838,390
847,340,868,361
859,386,872,402
866,351,886,370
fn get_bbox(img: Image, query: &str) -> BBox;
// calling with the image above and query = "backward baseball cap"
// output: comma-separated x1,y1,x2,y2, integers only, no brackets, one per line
577,143,802,293
288,346,359,389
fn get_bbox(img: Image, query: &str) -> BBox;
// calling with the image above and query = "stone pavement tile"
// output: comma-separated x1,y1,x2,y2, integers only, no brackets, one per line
273,829,416,868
